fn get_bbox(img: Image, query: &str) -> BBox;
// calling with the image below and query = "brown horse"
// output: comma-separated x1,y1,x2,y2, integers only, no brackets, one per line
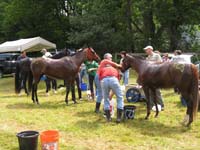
121,53,199,127
31,47,100,105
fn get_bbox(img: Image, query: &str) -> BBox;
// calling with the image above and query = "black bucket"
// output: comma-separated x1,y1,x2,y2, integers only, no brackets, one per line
123,105,136,120
16,130,39,150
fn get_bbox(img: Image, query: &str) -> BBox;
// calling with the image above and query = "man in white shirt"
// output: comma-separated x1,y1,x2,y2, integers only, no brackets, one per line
41,48,52,58
144,45,164,111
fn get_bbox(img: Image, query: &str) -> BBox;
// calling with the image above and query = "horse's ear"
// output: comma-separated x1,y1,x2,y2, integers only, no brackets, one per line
120,51,127,56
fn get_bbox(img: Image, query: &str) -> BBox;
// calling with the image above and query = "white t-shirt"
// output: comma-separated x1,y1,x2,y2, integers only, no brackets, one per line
42,52,52,58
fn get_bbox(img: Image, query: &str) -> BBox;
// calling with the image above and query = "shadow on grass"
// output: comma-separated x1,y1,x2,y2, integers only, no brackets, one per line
74,102,191,136
6,100,79,110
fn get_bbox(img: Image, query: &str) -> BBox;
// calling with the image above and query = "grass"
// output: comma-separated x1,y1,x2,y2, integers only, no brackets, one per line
0,73,199,150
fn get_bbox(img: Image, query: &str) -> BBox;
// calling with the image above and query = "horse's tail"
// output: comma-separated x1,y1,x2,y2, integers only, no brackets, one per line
191,64,199,119
28,70,33,93
15,61,21,94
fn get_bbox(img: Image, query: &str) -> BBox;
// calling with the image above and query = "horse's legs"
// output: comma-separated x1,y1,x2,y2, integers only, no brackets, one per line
34,84,39,104
71,83,77,104
23,75,29,96
143,87,151,119
186,97,193,127
75,76,82,99
52,79,57,93
45,78,51,95
65,84,70,105
32,83,36,103
151,88,159,118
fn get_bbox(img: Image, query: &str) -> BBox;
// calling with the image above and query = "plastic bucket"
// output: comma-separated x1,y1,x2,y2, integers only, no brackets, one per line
16,130,39,150
40,130,59,150
123,105,136,120
81,83,87,91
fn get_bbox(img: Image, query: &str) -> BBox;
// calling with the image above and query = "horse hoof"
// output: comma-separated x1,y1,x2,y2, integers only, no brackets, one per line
145,117,148,120
154,115,158,118
74,101,77,104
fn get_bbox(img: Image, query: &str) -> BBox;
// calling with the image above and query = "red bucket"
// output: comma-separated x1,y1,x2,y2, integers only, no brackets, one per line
40,130,59,150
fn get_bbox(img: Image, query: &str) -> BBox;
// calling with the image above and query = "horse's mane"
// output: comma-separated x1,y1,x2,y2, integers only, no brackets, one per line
70,48,84,56
128,53,146,60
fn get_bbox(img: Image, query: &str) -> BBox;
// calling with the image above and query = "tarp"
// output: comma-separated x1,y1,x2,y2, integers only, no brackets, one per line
0,36,56,53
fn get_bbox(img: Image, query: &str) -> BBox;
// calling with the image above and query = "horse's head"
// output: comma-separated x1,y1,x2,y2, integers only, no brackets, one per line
121,53,131,72
85,47,101,62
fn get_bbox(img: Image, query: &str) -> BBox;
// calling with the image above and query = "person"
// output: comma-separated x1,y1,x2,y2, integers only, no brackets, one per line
120,51,129,86
170,50,186,63
98,53,124,123
17,51,27,60
84,60,99,100
144,45,164,111
80,63,88,83
17,51,28,94
162,53,170,62
41,48,57,95
41,48,52,58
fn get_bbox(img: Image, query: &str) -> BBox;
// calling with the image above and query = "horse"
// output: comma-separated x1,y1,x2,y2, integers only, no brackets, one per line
15,48,72,96
30,47,100,105
121,53,199,127
15,57,32,95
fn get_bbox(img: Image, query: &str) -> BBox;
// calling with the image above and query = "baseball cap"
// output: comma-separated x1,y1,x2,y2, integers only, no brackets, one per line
144,45,153,50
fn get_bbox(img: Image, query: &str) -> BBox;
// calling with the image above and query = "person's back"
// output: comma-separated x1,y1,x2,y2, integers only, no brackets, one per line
98,53,124,123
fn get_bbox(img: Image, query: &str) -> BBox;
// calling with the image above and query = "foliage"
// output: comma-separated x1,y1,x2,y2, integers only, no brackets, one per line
0,0,199,54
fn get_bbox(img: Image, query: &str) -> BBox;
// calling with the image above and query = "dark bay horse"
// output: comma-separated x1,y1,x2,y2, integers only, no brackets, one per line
31,47,100,105
121,53,199,126
15,49,71,95
15,57,32,95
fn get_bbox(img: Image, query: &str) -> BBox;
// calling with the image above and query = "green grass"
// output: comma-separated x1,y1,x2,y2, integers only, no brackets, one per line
0,73,199,150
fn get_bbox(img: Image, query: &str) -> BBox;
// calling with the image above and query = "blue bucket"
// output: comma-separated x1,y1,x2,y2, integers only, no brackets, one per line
81,83,87,91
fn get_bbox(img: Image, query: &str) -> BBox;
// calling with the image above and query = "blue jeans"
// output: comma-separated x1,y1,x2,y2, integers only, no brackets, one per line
80,68,88,83
122,69,129,86
101,77,124,110
94,74,103,103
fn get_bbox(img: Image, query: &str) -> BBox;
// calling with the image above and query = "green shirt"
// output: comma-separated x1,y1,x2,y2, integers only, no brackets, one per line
84,61,99,76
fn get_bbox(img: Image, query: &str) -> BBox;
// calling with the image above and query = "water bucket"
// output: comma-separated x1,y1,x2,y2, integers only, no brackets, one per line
81,83,87,91
40,130,59,150
16,130,39,150
123,105,136,120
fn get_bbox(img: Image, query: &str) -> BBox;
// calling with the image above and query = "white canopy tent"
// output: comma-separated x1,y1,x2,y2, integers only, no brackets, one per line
0,36,56,53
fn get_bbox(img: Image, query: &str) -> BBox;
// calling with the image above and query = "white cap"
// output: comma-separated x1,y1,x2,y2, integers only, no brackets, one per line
144,45,153,50
104,53,112,59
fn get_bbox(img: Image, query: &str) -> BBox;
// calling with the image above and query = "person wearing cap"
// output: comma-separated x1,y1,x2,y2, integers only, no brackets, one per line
144,45,164,111
97,53,124,123
41,48,52,58
120,51,129,86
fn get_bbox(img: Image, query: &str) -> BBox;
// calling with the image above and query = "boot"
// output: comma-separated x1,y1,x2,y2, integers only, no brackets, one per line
116,109,123,123
95,102,101,113
105,110,111,122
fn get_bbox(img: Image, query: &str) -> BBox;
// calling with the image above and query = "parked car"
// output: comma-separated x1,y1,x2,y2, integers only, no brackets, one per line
0,53,20,78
